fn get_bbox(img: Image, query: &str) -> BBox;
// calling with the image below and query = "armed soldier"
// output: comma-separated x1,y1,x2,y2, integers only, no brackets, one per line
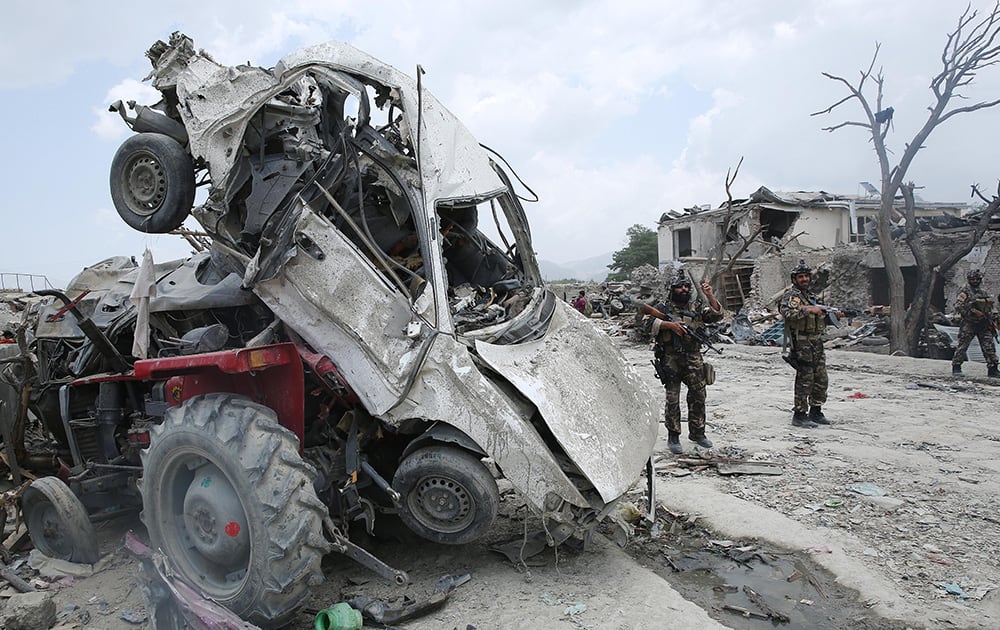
951,269,999,377
640,272,722,454
779,260,841,428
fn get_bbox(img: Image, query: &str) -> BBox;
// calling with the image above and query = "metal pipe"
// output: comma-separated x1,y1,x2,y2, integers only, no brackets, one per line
35,290,132,373
58,385,83,468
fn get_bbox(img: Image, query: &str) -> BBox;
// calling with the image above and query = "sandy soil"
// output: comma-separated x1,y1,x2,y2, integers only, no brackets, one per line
624,341,1000,630
3,341,998,629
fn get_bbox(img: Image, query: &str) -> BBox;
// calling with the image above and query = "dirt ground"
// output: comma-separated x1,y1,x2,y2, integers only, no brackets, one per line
3,341,999,629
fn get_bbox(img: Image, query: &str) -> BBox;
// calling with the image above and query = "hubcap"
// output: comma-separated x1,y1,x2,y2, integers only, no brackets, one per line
124,154,166,214
32,505,72,557
157,454,251,599
182,464,250,569
409,476,473,533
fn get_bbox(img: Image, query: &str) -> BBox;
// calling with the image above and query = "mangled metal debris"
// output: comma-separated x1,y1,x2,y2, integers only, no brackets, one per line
1,32,660,627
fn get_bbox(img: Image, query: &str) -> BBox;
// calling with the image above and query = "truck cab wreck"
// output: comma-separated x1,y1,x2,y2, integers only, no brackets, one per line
4,33,660,627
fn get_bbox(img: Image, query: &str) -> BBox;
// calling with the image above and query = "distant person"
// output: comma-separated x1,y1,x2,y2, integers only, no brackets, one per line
572,290,588,315
640,273,722,454
779,260,841,428
951,269,999,377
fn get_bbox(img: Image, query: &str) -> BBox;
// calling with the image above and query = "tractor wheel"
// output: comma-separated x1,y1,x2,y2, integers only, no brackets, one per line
109,132,195,233
139,394,330,628
22,477,99,564
392,445,499,545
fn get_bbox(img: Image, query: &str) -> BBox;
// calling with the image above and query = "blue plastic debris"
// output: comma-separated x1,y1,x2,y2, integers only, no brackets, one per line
944,583,967,597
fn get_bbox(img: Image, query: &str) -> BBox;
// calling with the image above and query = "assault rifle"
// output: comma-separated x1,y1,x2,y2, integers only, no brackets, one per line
640,304,723,354
811,304,861,328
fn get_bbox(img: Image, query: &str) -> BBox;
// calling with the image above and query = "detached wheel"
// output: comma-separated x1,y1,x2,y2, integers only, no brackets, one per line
22,477,99,564
393,445,499,545
109,132,194,233
140,394,330,628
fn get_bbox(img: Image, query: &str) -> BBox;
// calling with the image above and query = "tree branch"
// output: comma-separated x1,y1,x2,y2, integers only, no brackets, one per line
703,157,744,286
938,97,1000,122
820,121,871,132
810,93,856,116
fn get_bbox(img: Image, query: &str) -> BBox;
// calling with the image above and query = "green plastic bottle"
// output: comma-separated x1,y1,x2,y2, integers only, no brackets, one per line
314,602,363,630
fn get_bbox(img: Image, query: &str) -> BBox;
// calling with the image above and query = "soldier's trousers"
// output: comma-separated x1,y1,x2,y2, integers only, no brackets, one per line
662,351,708,437
952,323,999,367
792,335,828,412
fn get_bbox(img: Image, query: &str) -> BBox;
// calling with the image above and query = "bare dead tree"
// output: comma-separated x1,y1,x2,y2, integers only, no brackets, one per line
699,158,770,307
897,181,1000,354
811,2,1000,355
701,157,745,285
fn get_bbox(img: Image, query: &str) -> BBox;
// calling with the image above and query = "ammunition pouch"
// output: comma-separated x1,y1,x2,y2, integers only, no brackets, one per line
703,361,716,386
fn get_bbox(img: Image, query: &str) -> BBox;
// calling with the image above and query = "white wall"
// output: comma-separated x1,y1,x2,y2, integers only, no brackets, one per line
657,223,673,267
792,209,845,248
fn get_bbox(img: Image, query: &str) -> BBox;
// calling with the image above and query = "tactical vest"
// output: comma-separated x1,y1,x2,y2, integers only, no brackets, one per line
655,302,703,353
785,289,825,335
787,311,824,335
960,286,995,323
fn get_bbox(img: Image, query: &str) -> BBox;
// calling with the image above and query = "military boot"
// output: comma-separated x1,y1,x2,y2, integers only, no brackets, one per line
809,406,830,425
988,364,1000,378
690,434,713,449
667,432,683,454
792,411,817,428
952,363,962,376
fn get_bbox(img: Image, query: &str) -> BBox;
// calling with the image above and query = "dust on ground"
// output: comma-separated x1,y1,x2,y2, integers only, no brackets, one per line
3,343,999,629
621,342,1000,630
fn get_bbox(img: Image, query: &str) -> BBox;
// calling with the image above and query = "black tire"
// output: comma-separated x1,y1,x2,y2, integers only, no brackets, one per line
392,445,499,545
22,477,99,564
139,394,330,628
109,132,195,233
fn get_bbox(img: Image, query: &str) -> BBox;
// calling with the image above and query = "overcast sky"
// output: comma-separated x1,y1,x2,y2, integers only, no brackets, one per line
3,1,1000,288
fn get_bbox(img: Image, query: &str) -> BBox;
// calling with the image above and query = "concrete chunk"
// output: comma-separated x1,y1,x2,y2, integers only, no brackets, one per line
1,591,56,630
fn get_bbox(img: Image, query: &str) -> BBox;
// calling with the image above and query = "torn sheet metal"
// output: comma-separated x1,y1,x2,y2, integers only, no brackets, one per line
254,210,427,415
275,43,506,207
475,303,660,504
125,533,261,630
387,333,588,509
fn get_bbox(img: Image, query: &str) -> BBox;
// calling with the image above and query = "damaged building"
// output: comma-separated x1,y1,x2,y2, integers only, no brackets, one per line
654,186,990,313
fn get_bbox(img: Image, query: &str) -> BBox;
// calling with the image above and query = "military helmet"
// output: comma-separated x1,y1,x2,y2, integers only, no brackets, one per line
670,271,692,289
790,259,812,278
967,269,983,282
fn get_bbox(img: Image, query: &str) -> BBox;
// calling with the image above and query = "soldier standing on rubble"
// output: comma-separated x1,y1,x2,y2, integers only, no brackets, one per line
640,273,722,454
779,260,840,428
951,269,1000,377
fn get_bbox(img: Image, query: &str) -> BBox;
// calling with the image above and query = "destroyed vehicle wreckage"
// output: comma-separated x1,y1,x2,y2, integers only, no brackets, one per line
1,33,660,627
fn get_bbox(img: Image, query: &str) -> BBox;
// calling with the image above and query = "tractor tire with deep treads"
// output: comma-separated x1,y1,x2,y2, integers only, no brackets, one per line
139,394,330,628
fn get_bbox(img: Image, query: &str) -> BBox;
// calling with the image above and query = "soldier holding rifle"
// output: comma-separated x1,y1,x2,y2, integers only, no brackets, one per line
640,272,722,454
951,269,999,378
779,260,843,428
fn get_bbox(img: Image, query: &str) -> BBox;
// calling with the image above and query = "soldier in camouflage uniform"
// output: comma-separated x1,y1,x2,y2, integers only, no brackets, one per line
779,260,840,428
640,273,722,454
951,269,999,377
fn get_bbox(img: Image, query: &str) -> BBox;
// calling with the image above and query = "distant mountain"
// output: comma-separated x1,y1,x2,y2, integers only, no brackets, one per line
538,251,613,281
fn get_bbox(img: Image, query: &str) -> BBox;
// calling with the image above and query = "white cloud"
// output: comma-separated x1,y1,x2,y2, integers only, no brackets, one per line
5,0,1000,271
773,21,797,39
